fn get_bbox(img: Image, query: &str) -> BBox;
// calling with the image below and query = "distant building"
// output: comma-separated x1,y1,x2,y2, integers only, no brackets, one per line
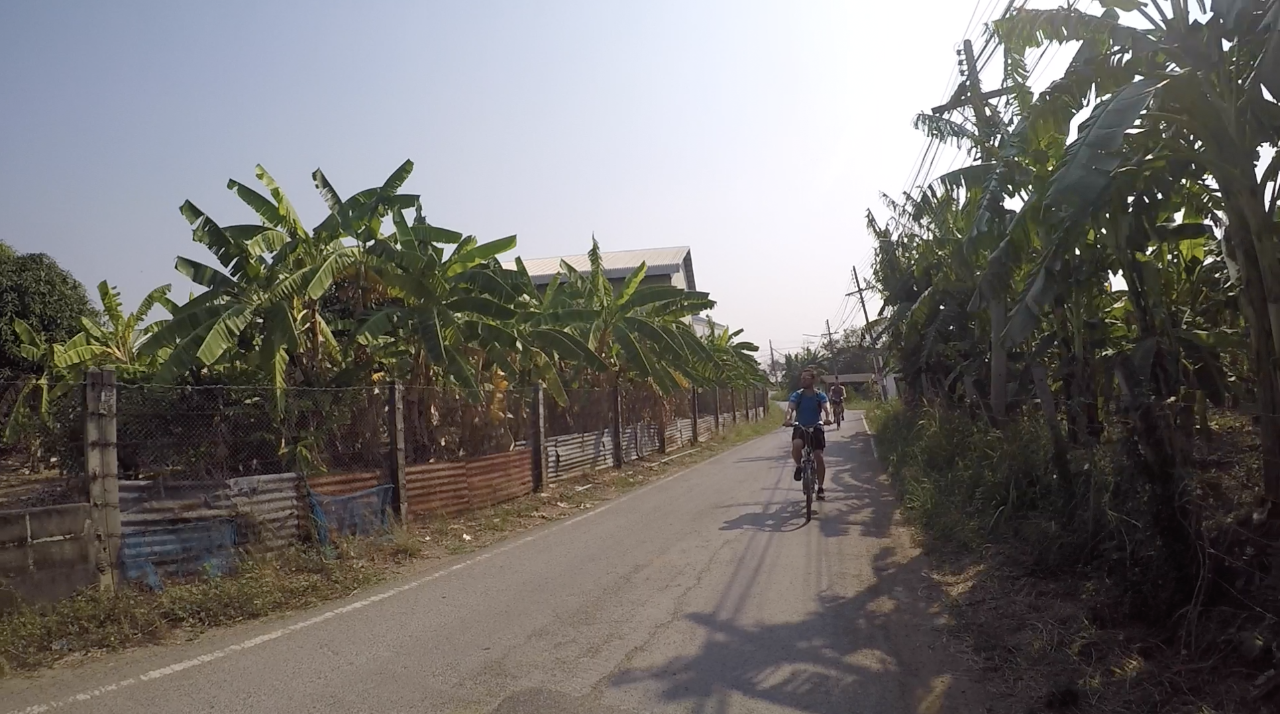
505,246,698,293
504,246,712,334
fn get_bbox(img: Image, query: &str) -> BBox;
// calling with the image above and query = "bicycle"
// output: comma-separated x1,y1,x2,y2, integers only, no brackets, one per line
785,422,823,520
832,400,844,429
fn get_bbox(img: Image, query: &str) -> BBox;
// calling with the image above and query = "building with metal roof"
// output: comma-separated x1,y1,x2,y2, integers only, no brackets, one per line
503,246,697,292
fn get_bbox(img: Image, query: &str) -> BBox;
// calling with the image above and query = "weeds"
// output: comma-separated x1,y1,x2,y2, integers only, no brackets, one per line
868,402,1277,713
0,546,383,674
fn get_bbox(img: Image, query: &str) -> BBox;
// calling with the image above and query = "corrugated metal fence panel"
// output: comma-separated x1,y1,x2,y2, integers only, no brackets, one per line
636,423,661,459
466,450,533,510
664,418,695,449
119,473,308,583
120,519,237,583
405,462,469,517
307,470,382,496
547,429,610,481
619,423,662,463
663,422,682,450
697,416,715,442
225,473,305,549
621,425,640,463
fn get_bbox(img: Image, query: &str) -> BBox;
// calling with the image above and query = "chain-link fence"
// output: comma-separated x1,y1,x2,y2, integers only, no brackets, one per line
402,385,532,464
0,379,84,509
114,385,392,485
1,376,770,506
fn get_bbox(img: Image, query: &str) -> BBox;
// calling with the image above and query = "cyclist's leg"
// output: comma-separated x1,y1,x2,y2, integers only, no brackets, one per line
814,428,827,492
791,427,804,480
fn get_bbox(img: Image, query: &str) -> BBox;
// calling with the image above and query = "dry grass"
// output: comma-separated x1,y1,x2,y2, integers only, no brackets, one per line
0,543,394,675
0,406,778,676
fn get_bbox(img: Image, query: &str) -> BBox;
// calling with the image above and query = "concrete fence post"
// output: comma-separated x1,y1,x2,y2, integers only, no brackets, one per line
610,384,624,468
530,384,546,491
85,368,120,591
713,387,721,433
386,381,408,522
690,387,699,444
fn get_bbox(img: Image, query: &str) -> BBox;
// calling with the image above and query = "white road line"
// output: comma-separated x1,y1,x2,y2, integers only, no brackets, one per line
6,435,770,714
858,412,878,459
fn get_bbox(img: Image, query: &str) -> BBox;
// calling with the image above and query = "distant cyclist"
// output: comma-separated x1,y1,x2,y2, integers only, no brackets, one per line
824,383,844,427
783,367,833,500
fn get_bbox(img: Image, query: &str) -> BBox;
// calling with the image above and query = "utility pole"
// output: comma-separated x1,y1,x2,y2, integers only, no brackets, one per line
849,266,885,398
769,340,778,385
929,37,1014,422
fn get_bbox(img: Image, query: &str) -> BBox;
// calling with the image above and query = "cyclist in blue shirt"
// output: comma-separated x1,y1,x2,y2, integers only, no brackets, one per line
783,367,833,500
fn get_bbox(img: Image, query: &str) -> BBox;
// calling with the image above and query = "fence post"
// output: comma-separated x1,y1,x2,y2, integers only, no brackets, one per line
610,384,623,468
657,398,668,454
530,384,546,491
712,387,721,432
690,387,699,444
85,368,120,591
386,381,409,522
730,388,738,425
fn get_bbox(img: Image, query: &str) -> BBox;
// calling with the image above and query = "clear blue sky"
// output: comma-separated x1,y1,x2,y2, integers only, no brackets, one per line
1,0,992,356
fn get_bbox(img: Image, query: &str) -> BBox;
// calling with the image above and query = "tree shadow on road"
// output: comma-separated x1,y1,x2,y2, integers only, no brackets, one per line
718,499,809,533
621,426,984,713
607,546,984,713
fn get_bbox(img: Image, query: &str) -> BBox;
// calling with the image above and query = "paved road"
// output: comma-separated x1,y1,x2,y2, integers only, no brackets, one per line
2,414,981,714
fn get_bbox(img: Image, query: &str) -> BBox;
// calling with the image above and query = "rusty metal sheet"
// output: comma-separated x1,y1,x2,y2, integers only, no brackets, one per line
306,471,382,497
466,450,533,510
406,462,469,517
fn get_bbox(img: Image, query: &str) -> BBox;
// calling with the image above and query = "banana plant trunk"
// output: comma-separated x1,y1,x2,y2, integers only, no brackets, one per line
1223,201,1280,504
989,299,1008,426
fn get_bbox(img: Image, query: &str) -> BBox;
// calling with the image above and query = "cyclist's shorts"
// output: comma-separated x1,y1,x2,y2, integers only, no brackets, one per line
791,425,826,451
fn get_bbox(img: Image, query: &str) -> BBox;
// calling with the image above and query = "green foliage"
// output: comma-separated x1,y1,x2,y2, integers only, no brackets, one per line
869,0,1280,635
868,402,1055,549
0,251,98,381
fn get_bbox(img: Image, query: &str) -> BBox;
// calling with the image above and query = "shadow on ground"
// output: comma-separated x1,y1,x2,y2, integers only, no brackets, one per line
610,425,984,714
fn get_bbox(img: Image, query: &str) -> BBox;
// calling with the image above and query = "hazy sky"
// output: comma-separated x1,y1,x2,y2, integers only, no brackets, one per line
1,0,1021,359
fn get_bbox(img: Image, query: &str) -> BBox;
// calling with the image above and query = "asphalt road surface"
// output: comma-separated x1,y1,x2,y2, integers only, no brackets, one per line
2,413,983,714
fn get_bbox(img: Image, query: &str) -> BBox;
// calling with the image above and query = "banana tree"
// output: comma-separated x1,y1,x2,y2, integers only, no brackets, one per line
476,257,609,404
995,0,1280,501
144,162,420,395
74,282,176,378
2,320,99,448
555,238,717,394
700,320,764,387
